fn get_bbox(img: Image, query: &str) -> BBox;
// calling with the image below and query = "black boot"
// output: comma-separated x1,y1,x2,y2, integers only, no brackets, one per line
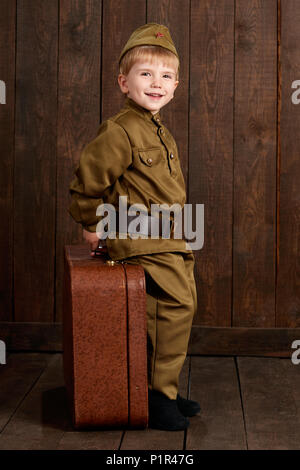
176,394,201,417
148,389,190,431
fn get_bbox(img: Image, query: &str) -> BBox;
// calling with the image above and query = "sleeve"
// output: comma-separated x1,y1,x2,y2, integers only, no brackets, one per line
68,119,132,232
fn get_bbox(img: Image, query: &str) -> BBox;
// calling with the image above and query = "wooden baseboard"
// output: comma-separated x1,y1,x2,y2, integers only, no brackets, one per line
188,325,300,357
1,322,299,357
0,322,62,351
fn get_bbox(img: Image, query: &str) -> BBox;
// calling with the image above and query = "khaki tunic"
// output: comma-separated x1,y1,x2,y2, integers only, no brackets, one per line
69,97,192,261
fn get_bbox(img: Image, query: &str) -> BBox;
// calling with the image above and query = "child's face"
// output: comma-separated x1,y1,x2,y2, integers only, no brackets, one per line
118,58,179,114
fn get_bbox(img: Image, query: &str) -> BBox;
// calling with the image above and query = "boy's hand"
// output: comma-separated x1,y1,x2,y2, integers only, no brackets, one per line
83,228,106,256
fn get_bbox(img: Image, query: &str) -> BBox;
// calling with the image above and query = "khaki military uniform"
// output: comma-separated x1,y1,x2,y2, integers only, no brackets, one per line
123,251,197,400
69,96,197,399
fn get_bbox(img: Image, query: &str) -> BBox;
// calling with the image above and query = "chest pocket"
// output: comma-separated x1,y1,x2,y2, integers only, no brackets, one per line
138,147,163,167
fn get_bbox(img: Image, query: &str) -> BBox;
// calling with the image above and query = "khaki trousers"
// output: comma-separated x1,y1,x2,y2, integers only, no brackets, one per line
123,251,197,400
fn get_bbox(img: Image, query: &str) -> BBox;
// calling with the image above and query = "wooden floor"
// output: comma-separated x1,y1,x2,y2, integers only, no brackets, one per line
0,353,300,450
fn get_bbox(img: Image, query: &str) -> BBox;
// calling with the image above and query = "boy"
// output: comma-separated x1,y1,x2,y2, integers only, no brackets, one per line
69,23,200,431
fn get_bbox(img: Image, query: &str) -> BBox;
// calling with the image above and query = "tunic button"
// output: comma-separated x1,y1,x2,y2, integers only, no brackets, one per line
147,158,153,164
170,153,174,159
160,128,164,134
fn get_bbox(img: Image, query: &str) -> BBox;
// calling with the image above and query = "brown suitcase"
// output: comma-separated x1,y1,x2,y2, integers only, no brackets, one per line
63,243,148,429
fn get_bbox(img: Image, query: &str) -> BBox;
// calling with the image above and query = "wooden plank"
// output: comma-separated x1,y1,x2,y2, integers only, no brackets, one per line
185,356,247,450
188,325,300,357
276,0,300,327
120,358,189,450
102,0,146,121
189,0,234,327
0,322,62,351
14,0,58,322
0,354,71,450
238,356,300,449
1,322,299,356
57,429,123,450
0,353,50,433
147,0,190,182
233,0,277,327
0,0,15,321
56,0,102,322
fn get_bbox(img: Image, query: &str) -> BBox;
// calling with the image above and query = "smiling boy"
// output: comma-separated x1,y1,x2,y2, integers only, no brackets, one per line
118,60,178,115
69,23,200,431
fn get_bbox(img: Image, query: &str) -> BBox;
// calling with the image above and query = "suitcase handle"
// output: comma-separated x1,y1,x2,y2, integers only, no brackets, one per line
92,242,124,265
92,243,108,256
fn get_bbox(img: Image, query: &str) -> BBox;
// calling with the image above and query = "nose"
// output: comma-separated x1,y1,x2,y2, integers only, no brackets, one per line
151,75,162,88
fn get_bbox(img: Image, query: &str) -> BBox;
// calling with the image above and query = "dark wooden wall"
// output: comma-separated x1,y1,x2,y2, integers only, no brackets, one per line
0,0,299,354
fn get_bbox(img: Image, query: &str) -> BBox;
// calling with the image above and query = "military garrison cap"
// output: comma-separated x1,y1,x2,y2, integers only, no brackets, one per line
119,23,179,65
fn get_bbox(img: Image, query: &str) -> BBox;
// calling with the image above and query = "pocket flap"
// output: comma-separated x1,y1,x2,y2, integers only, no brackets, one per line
138,148,162,167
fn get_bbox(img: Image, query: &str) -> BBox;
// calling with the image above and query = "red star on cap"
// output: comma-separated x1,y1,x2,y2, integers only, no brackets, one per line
156,32,164,38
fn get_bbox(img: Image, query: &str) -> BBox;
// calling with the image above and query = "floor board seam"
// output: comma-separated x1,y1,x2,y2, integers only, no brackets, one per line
234,356,249,450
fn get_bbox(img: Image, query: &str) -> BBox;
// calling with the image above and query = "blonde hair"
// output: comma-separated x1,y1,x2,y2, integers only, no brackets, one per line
119,45,179,80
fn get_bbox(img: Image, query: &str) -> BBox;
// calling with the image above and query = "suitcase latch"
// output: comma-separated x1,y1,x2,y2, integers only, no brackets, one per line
105,259,126,266
105,259,117,266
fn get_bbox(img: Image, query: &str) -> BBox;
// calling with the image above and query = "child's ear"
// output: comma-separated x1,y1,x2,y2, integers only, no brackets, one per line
118,74,128,94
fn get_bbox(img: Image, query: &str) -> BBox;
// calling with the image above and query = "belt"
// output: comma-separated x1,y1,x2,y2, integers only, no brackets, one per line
115,213,174,238
95,213,186,256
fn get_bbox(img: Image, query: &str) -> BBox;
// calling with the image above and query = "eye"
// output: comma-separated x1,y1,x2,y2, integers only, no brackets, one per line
141,72,151,76
163,74,172,79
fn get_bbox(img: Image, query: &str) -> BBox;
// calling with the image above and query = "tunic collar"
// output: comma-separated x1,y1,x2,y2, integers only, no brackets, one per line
123,96,161,124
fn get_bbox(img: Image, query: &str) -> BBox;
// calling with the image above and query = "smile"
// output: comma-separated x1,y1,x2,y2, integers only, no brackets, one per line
145,93,164,99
